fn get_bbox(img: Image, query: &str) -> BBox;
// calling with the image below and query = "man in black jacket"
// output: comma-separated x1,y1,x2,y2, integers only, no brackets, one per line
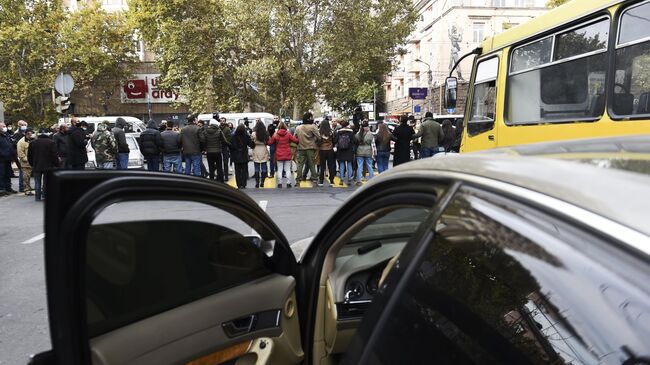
139,120,163,171
161,120,182,173
112,117,130,170
28,129,58,201
66,119,89,170
0,122,17,195
52,124,68,168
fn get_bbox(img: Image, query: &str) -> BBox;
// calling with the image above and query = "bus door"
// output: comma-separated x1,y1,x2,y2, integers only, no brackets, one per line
463,56,499,152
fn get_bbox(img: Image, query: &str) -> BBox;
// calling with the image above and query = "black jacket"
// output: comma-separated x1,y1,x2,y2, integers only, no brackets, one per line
112,118,130,153
139,121,163,157
28,135,59,173
230,132,254,164
334,128,356,162
66,126,88,165
0,132,16,162
53,132,67,158
161,130,181,154
392,123,414,166
204,125,230,153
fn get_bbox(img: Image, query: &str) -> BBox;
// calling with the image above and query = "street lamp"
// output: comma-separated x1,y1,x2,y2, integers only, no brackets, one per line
414,58,433,114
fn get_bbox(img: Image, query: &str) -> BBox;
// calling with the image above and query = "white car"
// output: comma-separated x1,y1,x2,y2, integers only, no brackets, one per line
85,133,144,169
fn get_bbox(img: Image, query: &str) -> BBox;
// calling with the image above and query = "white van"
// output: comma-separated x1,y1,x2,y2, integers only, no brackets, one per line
59,116,147,134
197,112,277,128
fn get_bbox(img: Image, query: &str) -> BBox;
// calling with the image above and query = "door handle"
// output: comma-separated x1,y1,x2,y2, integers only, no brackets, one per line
222,315,256,338
488,135,495,141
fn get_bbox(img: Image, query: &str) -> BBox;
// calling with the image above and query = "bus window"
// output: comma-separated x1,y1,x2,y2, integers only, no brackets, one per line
613,1,650,117
507,18,609,125
469,57,498,136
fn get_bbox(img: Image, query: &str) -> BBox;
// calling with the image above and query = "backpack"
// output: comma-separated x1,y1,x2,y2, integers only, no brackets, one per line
337,132,352,150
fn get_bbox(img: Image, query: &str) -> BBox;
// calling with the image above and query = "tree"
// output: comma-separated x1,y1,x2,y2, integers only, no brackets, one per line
57,2,137,115
0,0,65,125
546,0,571,8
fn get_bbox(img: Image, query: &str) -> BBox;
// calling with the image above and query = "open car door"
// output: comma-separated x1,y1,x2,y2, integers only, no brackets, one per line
30,171,303,365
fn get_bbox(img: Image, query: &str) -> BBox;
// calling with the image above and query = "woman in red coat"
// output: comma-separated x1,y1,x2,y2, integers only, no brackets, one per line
268,122,298,188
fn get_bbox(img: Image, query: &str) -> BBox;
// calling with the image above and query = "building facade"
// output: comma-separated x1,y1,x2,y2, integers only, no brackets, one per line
384,0,549,117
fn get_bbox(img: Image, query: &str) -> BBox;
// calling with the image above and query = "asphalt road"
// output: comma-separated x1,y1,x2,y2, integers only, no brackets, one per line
0,175,354,365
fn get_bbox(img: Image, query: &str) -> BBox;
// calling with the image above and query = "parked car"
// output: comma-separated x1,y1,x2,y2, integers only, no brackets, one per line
60,116,147,134
85,133,144,169
32,135,650,365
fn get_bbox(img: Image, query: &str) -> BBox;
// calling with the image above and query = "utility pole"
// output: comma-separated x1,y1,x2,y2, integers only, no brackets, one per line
414,59,432,114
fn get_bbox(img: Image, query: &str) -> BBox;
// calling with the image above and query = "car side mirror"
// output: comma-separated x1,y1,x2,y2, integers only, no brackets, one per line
444,77,458,110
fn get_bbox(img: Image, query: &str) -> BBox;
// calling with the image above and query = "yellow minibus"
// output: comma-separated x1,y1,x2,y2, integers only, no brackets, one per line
444,0,650,152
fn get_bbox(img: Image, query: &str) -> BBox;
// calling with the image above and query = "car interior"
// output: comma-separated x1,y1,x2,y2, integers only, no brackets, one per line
81,198,434,365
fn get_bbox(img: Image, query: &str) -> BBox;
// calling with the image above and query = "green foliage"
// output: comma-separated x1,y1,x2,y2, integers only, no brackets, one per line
0,0,137,127
128,0,416,116
546,0,571,8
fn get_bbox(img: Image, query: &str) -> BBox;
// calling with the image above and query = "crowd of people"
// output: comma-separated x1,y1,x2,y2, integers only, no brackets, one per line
0,109,461,198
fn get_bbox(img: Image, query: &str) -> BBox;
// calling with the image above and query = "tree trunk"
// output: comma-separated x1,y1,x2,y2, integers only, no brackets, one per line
292,99,300,120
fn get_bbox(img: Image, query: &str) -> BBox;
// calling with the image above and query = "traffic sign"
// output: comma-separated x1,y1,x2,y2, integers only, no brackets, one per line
54,73,75,95
414,105,422,113
409,88,428,100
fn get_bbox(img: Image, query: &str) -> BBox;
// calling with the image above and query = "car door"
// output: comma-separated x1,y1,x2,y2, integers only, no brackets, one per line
343,184,650,364
31,171,303,365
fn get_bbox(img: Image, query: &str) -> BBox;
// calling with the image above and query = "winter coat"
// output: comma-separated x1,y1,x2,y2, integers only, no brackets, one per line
295,124,321,150
91,123,118,164
180,124,205,155
161,130,181,154
441,125,456,152
17,136,31,166
251,132,270,163
375,131,392,152
355,129,374,157
318,132,334,151
205,124,230,153
392,123,414,166
334,128,355,162
230,132,255,164
28,135,58,173
52,132,67,158
221,125,232,143
139,121,163,157
67,125,89,165
268,129,298,161
412,117,445,149
0,132,16,162
112,118,130,154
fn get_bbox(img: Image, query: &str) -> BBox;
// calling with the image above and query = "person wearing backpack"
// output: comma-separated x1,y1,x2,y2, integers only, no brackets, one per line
317,119,336,186
334,120,355,186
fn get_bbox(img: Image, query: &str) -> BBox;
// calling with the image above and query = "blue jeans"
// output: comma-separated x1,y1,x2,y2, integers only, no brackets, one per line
33,171,45,200
338,160,353,182
163,153,182,173
376,151,390,173
421,147,440,158
356,156,374,182
146,155,160,171
254,162,267,177
184,154,202,176
117,153,129,170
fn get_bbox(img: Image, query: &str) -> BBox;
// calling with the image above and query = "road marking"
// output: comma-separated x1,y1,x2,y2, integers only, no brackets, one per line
21,233,44,245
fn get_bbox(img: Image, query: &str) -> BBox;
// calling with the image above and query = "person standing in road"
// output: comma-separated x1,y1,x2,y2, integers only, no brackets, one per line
0,122,17,195
180,115,205,177
268,121,298,188
204,118,230,182
334,120,355,186
27,129,58,201
440,119,456,153
318,119,336,186
52,124,68,168
410,115,421,160
11,120,28,192
161,121,182,173
295,112,321,185
112,117,130,170
267,119,278,178
17,128,35,196
243,118,253,135
197,120,209,178
220,117,231,179
392,114,415,167
251,120,270,188
139,120,163,171
354,121,374,186
375,122,392,173
91,121,118,170
230,124,254,189
412,111,444,158
67,119,89,170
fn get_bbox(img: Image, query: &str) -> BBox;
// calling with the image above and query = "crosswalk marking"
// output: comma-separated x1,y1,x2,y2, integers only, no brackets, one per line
225,173,371,189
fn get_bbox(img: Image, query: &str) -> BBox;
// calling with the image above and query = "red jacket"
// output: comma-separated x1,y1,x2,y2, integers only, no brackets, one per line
269,129,298,161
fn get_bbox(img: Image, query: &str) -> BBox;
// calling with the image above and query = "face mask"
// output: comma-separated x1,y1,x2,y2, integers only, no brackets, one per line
20,126,27,131
82,127,87,131
1,127,7,133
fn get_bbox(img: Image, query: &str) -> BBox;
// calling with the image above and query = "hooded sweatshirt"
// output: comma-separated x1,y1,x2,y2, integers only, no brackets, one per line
112,118,130,153
204,124,229,153
92,123,118,164
139,120,163,156
268,128,298,161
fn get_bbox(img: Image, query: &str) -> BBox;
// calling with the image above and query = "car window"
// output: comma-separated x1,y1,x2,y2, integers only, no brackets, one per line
357,187,649,364
348,207,431,244
85,201,272,337
126,136,138,150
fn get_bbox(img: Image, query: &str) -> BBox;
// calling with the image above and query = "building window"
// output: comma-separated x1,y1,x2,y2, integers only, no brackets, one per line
473,23,485,42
